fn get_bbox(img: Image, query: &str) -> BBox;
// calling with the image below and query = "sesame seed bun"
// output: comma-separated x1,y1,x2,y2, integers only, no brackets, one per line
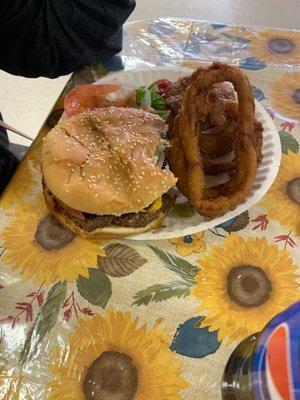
41,106,176,238
41,107,176,216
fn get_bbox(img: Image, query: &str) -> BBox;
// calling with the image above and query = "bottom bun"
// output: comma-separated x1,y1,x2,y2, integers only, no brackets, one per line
43,189,165,239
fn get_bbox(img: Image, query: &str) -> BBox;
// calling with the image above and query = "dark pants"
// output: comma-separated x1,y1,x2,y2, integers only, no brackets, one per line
0,113,20,195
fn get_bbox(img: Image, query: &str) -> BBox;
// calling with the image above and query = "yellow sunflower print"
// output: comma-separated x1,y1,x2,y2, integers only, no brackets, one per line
249,29,300,64
270,72,300,120
169,233,206,256
48,310,188,400
261,151,300,236
192,235,300,344
0,204,14,231
1,197,104,285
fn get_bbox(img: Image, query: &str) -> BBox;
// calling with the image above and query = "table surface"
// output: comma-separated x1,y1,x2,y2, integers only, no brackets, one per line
0,18,299,400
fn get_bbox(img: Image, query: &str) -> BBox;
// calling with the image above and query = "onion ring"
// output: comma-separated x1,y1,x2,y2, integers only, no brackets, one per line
223,99,263,164
167,115,189,196
178,63,258,217
167,114,236,184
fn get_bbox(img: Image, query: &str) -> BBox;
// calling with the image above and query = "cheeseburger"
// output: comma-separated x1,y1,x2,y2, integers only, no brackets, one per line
41,106,177,238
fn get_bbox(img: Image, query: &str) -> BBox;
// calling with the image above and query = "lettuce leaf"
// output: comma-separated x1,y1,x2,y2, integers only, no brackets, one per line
136,86,147,107
135,84,169,120
150,85,168,110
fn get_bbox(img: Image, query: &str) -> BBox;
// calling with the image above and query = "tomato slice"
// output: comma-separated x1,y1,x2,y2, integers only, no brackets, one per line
149,79,172,96
64,84,121,117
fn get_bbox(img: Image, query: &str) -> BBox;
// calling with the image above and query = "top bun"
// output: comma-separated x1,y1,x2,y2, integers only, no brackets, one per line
41,107,176,216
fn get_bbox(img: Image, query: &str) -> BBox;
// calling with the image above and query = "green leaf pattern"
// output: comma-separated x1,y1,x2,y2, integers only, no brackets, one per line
77,268,112,308
132,282,191,306
279,129,299,154
149,246,198,285
20,281,67,364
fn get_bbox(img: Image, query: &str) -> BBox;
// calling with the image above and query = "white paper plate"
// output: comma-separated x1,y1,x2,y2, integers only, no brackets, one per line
96,67,281,240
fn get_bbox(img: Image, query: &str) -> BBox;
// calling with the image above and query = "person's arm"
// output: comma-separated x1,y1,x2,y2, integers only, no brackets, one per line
0,114,19,195
0,0,135,78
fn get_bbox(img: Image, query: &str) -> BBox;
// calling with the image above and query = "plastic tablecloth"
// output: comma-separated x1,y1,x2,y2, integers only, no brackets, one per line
0,18,299,399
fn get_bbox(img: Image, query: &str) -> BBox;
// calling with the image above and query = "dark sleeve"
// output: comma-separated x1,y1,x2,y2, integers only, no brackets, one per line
0,0,135,78
0,114,19,196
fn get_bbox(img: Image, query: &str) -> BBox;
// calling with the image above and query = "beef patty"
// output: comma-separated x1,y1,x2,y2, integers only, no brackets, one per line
45,186,174,231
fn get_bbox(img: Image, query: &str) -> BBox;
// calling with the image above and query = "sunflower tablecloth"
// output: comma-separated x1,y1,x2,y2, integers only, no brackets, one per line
0,18,299,400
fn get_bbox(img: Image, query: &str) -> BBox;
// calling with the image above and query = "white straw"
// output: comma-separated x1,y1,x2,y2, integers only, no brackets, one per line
0,120,33,141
